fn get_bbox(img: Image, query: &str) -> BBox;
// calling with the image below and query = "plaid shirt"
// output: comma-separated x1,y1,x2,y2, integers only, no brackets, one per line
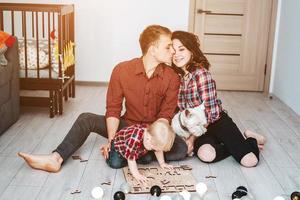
178,68,222,124
114,124,148,160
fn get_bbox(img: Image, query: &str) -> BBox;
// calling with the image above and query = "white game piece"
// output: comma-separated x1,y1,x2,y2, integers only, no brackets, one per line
172,194,184,200
120,182,132,194
273,196,286,200
160,195,172,200
91,186,104,199
190,193,201,200
179,190,191,200
196,182,208,197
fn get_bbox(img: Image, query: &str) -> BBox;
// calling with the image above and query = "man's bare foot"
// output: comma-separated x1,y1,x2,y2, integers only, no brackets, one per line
244,130,266,150
18,152,63,173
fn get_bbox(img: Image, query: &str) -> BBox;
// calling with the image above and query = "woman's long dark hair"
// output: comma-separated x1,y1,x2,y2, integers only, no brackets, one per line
171,31,210,76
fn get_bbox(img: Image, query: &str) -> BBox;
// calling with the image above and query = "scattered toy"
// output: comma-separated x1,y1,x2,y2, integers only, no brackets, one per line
232,186,248,200
291,191,300,200
150,185,162,197
120,182,132,194
101,181,111,186
70,189,81,195
91,186,104,199
205,175,217,179
195,182,207,197
113,191,125,200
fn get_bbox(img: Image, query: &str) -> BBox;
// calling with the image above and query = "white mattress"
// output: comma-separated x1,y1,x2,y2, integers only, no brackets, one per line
19,68,59,79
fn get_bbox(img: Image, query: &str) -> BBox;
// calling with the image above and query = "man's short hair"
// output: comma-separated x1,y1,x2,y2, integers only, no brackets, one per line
139,25,172,55
148,120,175,152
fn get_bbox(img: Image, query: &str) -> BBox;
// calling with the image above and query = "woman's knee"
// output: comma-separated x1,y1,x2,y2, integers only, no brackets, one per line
240,152,258,167
197,144,216,163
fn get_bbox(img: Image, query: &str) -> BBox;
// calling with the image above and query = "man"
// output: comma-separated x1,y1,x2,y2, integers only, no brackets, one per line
18,25,187,172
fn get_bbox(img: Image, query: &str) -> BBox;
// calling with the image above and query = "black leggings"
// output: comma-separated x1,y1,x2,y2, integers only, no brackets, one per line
193,111,259,163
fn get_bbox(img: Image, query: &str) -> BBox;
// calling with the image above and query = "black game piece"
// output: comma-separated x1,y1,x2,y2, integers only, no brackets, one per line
150,185,162,197
232,186,248,199
114,191,125,200
236,186,248,196
291,191,300,200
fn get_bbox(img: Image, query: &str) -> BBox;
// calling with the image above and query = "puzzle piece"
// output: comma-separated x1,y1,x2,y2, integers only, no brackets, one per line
123,165,197,194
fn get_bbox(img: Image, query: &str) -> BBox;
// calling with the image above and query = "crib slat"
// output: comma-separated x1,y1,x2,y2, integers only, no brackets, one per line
11,10,14,35
31,11,34,37
0,10,3,30
36,11,40,78
42,11,44,38
22,11,28,78
48,11,52,79
52,12,55,32
58,12,62,78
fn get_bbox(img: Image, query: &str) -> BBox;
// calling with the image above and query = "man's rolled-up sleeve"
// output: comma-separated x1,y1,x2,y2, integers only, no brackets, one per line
105,65,124,119
157,74,180,123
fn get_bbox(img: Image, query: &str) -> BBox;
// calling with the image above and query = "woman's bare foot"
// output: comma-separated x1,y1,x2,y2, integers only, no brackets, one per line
18,152,63,172
244,130,266,150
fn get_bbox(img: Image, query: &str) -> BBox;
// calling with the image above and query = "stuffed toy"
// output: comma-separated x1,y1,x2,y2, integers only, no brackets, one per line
0,31,16,66
171,102,208,139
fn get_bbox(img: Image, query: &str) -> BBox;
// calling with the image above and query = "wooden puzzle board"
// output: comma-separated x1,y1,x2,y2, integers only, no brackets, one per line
123,165,197,194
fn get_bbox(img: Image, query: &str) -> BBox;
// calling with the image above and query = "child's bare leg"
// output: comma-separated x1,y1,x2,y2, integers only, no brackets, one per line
18,152,63,173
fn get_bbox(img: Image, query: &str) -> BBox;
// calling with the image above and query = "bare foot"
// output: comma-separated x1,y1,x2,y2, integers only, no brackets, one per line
18,152,63,173
244,130,266,150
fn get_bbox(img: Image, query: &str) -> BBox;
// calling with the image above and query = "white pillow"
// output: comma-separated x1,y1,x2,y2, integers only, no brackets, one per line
19,45,49,69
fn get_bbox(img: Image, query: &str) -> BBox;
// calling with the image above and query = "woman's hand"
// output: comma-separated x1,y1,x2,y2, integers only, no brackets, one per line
160,162,174,170
185,135,196,156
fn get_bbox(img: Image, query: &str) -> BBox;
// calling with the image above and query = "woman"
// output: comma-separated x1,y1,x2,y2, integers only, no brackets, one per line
171,31,266,167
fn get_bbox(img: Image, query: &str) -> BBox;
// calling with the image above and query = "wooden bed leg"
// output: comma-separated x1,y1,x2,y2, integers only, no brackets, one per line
54,91,58,115
72,79,75,98
50,90,54,118
58,89,63,115
69,83,72,98
64,87,68,101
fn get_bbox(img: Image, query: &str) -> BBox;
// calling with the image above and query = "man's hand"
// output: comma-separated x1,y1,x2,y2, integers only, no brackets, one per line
160,162,174,170
100,141,111,159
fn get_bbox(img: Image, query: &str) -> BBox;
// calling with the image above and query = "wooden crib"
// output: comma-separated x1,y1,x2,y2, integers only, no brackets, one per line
0,3,75,118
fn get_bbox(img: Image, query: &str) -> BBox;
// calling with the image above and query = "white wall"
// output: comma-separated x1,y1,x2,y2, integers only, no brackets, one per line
3,0,190,81
271,0,300,115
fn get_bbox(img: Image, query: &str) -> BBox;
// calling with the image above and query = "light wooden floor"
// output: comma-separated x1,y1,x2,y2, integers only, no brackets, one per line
0,85,300,200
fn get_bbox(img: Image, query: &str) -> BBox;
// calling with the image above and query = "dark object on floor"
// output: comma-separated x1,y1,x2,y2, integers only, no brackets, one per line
205,175,217,179
70,189,81,194
291,191,300,200
71,155,81,160
232,186,248,199
101,181,111,185
114,191,125,200
150,185,162,197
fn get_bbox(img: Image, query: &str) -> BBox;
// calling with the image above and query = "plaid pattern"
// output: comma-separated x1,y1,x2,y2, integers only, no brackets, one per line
114,124,148,160
178,68,222,124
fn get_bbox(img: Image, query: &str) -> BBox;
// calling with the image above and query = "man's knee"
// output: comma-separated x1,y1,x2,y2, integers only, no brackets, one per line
240,153,258,167
197,144,216,163
78,112,94,121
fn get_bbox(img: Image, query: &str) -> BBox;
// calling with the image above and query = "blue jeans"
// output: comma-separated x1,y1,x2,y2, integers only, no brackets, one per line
106,141,154,169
